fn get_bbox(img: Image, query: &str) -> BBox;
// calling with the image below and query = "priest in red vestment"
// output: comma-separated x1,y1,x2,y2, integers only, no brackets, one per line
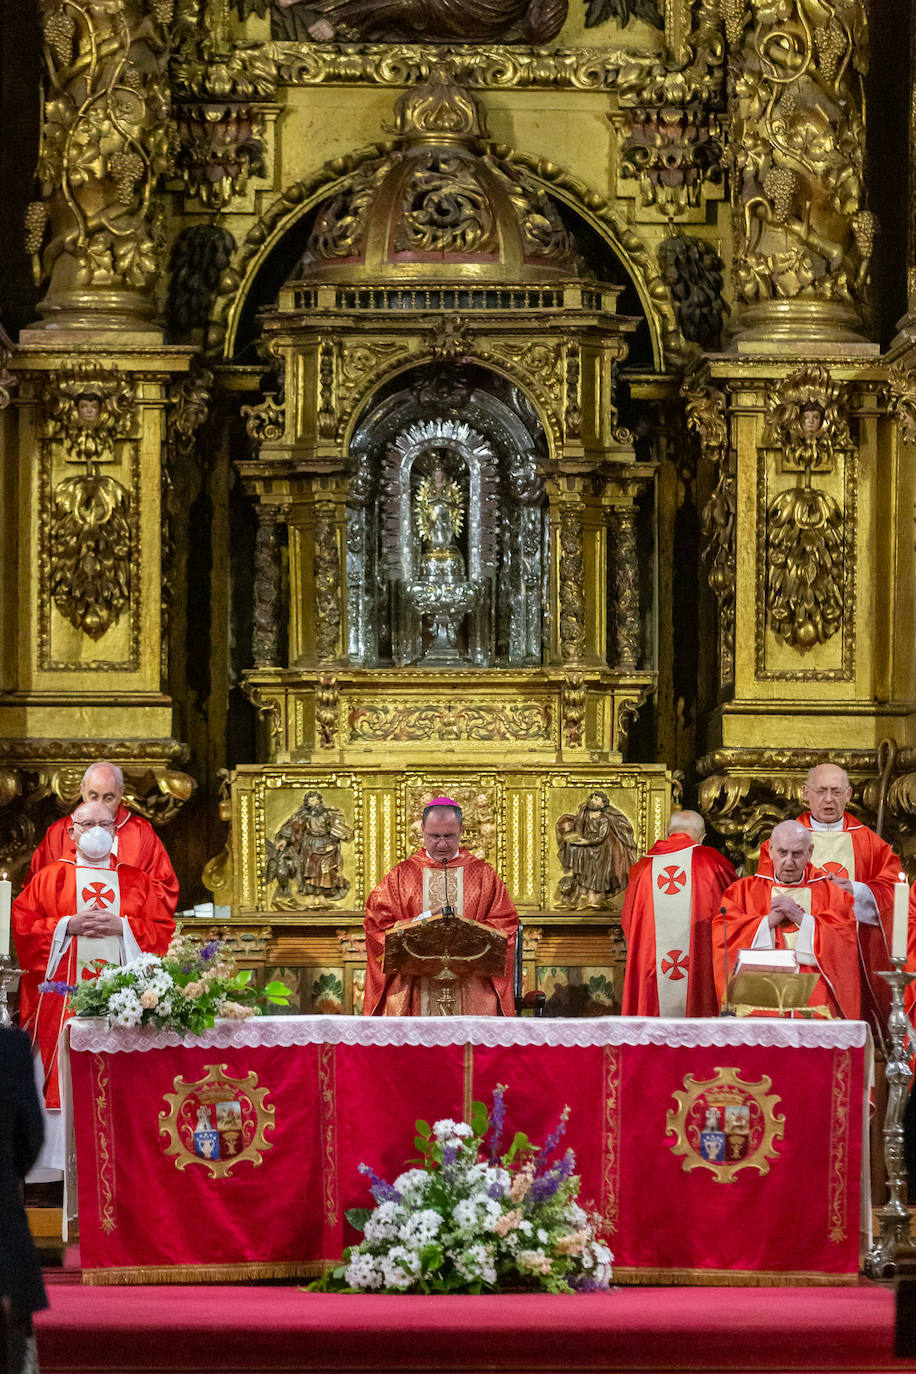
27,760,179,921
621,810,736,1017
363,798,518,1016
13,802,174,1170
757,763,899,1025
714,819,860,1020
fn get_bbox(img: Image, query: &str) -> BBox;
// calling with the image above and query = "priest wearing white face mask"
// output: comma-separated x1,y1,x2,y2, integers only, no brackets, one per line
12,801,174,1169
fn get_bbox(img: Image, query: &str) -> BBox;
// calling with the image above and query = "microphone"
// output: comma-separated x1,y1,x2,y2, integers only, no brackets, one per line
441,859,455,917
719,905,735,1016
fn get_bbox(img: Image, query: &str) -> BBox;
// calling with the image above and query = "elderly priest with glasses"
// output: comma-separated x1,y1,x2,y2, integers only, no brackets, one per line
711,819,860,1020
363,797,518,1016
12,801,174,1169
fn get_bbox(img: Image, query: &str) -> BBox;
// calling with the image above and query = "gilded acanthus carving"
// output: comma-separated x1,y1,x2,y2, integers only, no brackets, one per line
761,365,853,474
729,0,874,321
50,474,132,639
242,391,285,449
429,315,473,361
33,0,174,324
167,360,214,461
337,343,409,418
683,373,735,662
313,501,342,663
658,236,727,350
316,674,340,748
619,107,722,217
347,700,551,743
173,102,265,209
561,671,585,749
885,367,916,447
766,484,844,650
42,364,136,463
557,503,586,663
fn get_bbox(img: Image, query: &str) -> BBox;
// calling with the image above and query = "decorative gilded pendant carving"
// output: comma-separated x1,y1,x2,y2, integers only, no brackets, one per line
43,364,136,464
765,484,845,650
50,473,132,639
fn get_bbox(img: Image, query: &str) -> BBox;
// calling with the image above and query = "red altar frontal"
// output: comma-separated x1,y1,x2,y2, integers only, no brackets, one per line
65,1016,872,1286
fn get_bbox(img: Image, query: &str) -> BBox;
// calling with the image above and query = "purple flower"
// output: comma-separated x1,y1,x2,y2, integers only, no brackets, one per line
487,1084,507,1164
200,942,220,962
570,1275,610,1292
38,980,77,996
487,1179,505,1199
442,1143,458,1167
534,1106,570,1171
357,1162,402,1204
528,1149,576,1203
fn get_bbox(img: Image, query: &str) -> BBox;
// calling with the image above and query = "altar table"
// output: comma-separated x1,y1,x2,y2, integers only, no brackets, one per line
66,1015,871,1285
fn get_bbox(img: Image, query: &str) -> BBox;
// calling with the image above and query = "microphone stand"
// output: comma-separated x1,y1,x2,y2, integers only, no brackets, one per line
441,859,455,918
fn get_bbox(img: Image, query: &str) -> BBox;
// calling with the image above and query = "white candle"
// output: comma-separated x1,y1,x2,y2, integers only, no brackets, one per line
892,873,910,961
0,873,10,960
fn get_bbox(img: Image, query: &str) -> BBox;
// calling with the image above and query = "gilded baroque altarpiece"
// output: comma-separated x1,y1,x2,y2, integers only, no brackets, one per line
0,0,915,1009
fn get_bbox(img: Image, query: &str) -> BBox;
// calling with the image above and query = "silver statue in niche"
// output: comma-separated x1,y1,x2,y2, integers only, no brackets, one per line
345,372,546,668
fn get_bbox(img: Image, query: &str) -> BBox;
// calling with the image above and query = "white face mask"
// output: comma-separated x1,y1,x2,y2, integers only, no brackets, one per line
78,826,114,862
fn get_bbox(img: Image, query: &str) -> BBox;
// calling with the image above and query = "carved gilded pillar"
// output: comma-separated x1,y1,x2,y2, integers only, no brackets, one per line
252,505,286,669
727,0,874,345
25,0,173,336
683,369,735,684
609,503,640,673
288,480,348,668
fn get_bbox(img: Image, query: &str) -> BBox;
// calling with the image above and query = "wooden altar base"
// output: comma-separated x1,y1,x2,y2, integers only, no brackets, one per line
33,1278,916,1374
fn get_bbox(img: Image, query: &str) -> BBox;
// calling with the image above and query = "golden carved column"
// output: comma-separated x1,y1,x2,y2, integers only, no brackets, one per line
24,0,173,338
289,479,348,668
726,0,874,346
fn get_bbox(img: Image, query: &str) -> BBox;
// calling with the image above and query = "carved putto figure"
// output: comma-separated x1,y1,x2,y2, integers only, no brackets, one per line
266,790,353,908
555,792,637,909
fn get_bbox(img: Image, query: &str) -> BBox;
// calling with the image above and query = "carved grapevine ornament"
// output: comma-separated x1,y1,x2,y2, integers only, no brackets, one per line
50,473,132,639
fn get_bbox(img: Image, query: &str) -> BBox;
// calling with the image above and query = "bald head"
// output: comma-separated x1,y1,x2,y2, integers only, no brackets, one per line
81,762,123,815
769,819,813,884
802,763,851,824
668,810,706,842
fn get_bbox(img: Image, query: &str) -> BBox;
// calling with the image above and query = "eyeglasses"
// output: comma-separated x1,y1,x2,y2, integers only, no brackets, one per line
72,820,116,832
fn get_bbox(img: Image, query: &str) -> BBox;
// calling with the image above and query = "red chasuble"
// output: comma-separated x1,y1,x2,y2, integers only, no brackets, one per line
13,857,173,1106
363,848,518,1016
712,865,859,1020
28,804,180,921
620,834,736,1017
758,812,898,1022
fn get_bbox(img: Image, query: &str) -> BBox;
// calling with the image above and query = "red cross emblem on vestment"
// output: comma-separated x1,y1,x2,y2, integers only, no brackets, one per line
82,882,115,909
657,865,687,895
821,860,850,880
661,949,689,981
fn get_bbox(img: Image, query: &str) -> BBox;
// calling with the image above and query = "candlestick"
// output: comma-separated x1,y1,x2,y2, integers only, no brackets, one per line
0,873,10,961
893,874,910,961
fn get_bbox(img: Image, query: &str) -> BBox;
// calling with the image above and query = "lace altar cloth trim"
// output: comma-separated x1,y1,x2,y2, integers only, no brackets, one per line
67,1015,870,1055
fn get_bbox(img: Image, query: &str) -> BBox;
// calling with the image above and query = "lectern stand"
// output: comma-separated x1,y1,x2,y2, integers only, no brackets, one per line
382,914,508,1015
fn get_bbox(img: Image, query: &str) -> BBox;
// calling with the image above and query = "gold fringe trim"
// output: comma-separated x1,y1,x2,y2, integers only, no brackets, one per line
611,1266,859,1287
82,1260,329,1286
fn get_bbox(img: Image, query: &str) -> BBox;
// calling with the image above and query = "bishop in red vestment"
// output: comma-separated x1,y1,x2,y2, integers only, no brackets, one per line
714,820,860,1020
757,763,898,1025
364,799,518,1016
621,810,736,1017
27,760,179,921
14,803,174,1122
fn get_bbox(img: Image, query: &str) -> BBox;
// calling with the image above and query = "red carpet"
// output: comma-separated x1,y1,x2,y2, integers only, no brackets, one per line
33,1281,916,1374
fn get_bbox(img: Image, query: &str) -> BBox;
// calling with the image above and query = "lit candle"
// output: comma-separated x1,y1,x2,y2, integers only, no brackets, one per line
893,873,910,961
0,871,10,961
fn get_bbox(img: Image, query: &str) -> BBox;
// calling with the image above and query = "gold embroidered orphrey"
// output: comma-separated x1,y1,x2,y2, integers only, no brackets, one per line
665,1067,785,1184
159,1064,275,1179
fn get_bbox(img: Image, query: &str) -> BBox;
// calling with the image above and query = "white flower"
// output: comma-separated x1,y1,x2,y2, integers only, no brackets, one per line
401,1209,442,1247
380,1246,422,1291
344,1250,385,1290
537,1227,548,1244
107,988,143,1028
433,1119,473,1142
452,1195,502,1233
454,1241,496,1285
392,1168,431,1204
466,1163,508,1195
363,1200,406,1244
566,1203,587,1227
518,1219,533,1236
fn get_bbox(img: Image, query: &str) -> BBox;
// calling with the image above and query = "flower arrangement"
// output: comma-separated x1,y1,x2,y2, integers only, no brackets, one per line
45,929,290,1034
313,1087,612,1295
